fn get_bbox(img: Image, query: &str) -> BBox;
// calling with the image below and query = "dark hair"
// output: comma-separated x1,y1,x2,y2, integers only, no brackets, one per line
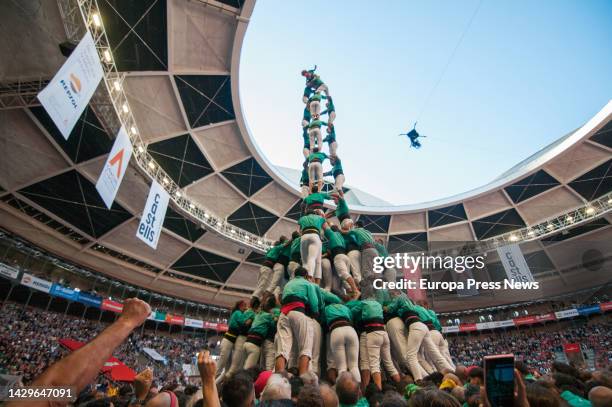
290,375,304,398
336,373,360,405
294,266,308,278
264,295,277,312
381,391,408,407
515,360,530,376
425,371,445,386
250,296,260,310
553,372,586,397
222,371,254,407
410,390,460,407
292,231,301,239
355,221,364,228
279,235,288,243
244,366,263,382
296,385,323,407
330,224,340,232
231,300,245,314
468,367,483,381
552,362,580,379
526,383,561,407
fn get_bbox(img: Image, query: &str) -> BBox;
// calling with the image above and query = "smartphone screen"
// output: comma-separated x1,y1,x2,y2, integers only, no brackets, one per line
484,354,515,407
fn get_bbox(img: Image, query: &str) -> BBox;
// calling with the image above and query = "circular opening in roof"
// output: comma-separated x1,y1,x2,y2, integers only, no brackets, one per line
239,1,612,206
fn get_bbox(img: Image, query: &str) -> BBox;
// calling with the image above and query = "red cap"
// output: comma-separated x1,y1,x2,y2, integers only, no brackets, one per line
254,370,273,398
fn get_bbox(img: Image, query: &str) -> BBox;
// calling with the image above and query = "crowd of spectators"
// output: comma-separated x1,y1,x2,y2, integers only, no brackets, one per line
1,300,611,406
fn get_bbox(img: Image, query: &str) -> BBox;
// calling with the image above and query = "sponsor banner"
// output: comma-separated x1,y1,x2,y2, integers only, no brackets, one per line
142,347,166,363
165,314,184,325
154,311,167,322
21,273,52,293
563,343,581,354
497,244,535,283
442,326,459,333
37,32,103,139
476,321,496,330
101,299,124,313
147,311,156,320
535,313,556,323
495,320,515,328
513,316,536,326
555,309,579,319
96,126,133,209
136,180,169,249
217,323,229,332
185,318,204,328
459,323,478,332
203,321,218,330
600,302,612,312
0,264,19,280
77,292,103,308
401,264,425,302
50,284,79,301
577,305,600,316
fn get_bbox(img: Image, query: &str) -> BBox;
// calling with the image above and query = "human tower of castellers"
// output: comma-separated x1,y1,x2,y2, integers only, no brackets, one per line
214,68,455,390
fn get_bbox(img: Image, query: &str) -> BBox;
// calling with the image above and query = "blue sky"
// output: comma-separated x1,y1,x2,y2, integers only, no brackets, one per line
240,0,612,205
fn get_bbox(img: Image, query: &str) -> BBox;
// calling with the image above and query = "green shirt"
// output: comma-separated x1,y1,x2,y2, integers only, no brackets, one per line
308,119,327,129
265,244,284,262
322,240,329,255
302,107,311,122
375,242,389,257
248,311,276,339
348,228,374,246
335,198,349,218
309,93,326,103
307,75,324,88
298,214,325,232
228,310,244,333
300,167,309,186
361,299,384,323
427,309,442,331
386,293,419,319
282,276,321,316
308,151,328,163
280,241,292,258
315,285,341,318
560,390,592,407
290,237,301,260
324,228,346,250
324,303,353,328
345,300,363,327
303,192,331,206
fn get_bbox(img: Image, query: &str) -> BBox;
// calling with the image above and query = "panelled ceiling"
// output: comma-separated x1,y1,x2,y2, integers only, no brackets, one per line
0,0,610,307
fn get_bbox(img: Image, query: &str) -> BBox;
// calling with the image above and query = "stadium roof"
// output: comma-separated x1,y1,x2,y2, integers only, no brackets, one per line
0,0,610,310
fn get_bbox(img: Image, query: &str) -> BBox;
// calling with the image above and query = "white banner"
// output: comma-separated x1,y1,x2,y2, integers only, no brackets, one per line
476,322,496,330
96,126,132,209
184,318,204,328
0,264,19,280
20,273,52,293
496,244,535,283
442,325,459,333
495,319,516,328
37,32,103,139
555,309,579,319
136,180,169,249
142,347,167,363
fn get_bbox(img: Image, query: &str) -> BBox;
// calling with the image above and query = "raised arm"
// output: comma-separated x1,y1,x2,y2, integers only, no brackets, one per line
10,298,151,407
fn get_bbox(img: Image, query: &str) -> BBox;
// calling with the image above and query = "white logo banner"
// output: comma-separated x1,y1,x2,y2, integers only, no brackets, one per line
442,325,459,333
21,273,52,293
136,180,169,249
0,264,19,280
497,244,535,283
555,309,579,319
96,126,132,209
37,32,104,139
185,318,204,328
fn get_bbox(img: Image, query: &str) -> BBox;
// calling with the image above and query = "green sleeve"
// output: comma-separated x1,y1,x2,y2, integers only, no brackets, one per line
318,286,341,305
306,283,320,317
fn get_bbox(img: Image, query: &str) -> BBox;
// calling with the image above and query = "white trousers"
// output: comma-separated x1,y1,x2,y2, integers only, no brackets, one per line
366,330,398,376
300,233,322,278
321,257,332,288
329,326,360,382
347,250,362,283
308,161,323,185
253,265,272,299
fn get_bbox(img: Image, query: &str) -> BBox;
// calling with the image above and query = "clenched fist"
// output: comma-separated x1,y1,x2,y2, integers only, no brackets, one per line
119,298,151,328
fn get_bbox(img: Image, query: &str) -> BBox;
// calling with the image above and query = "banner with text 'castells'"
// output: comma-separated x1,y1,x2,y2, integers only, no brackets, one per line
37,31,104,139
